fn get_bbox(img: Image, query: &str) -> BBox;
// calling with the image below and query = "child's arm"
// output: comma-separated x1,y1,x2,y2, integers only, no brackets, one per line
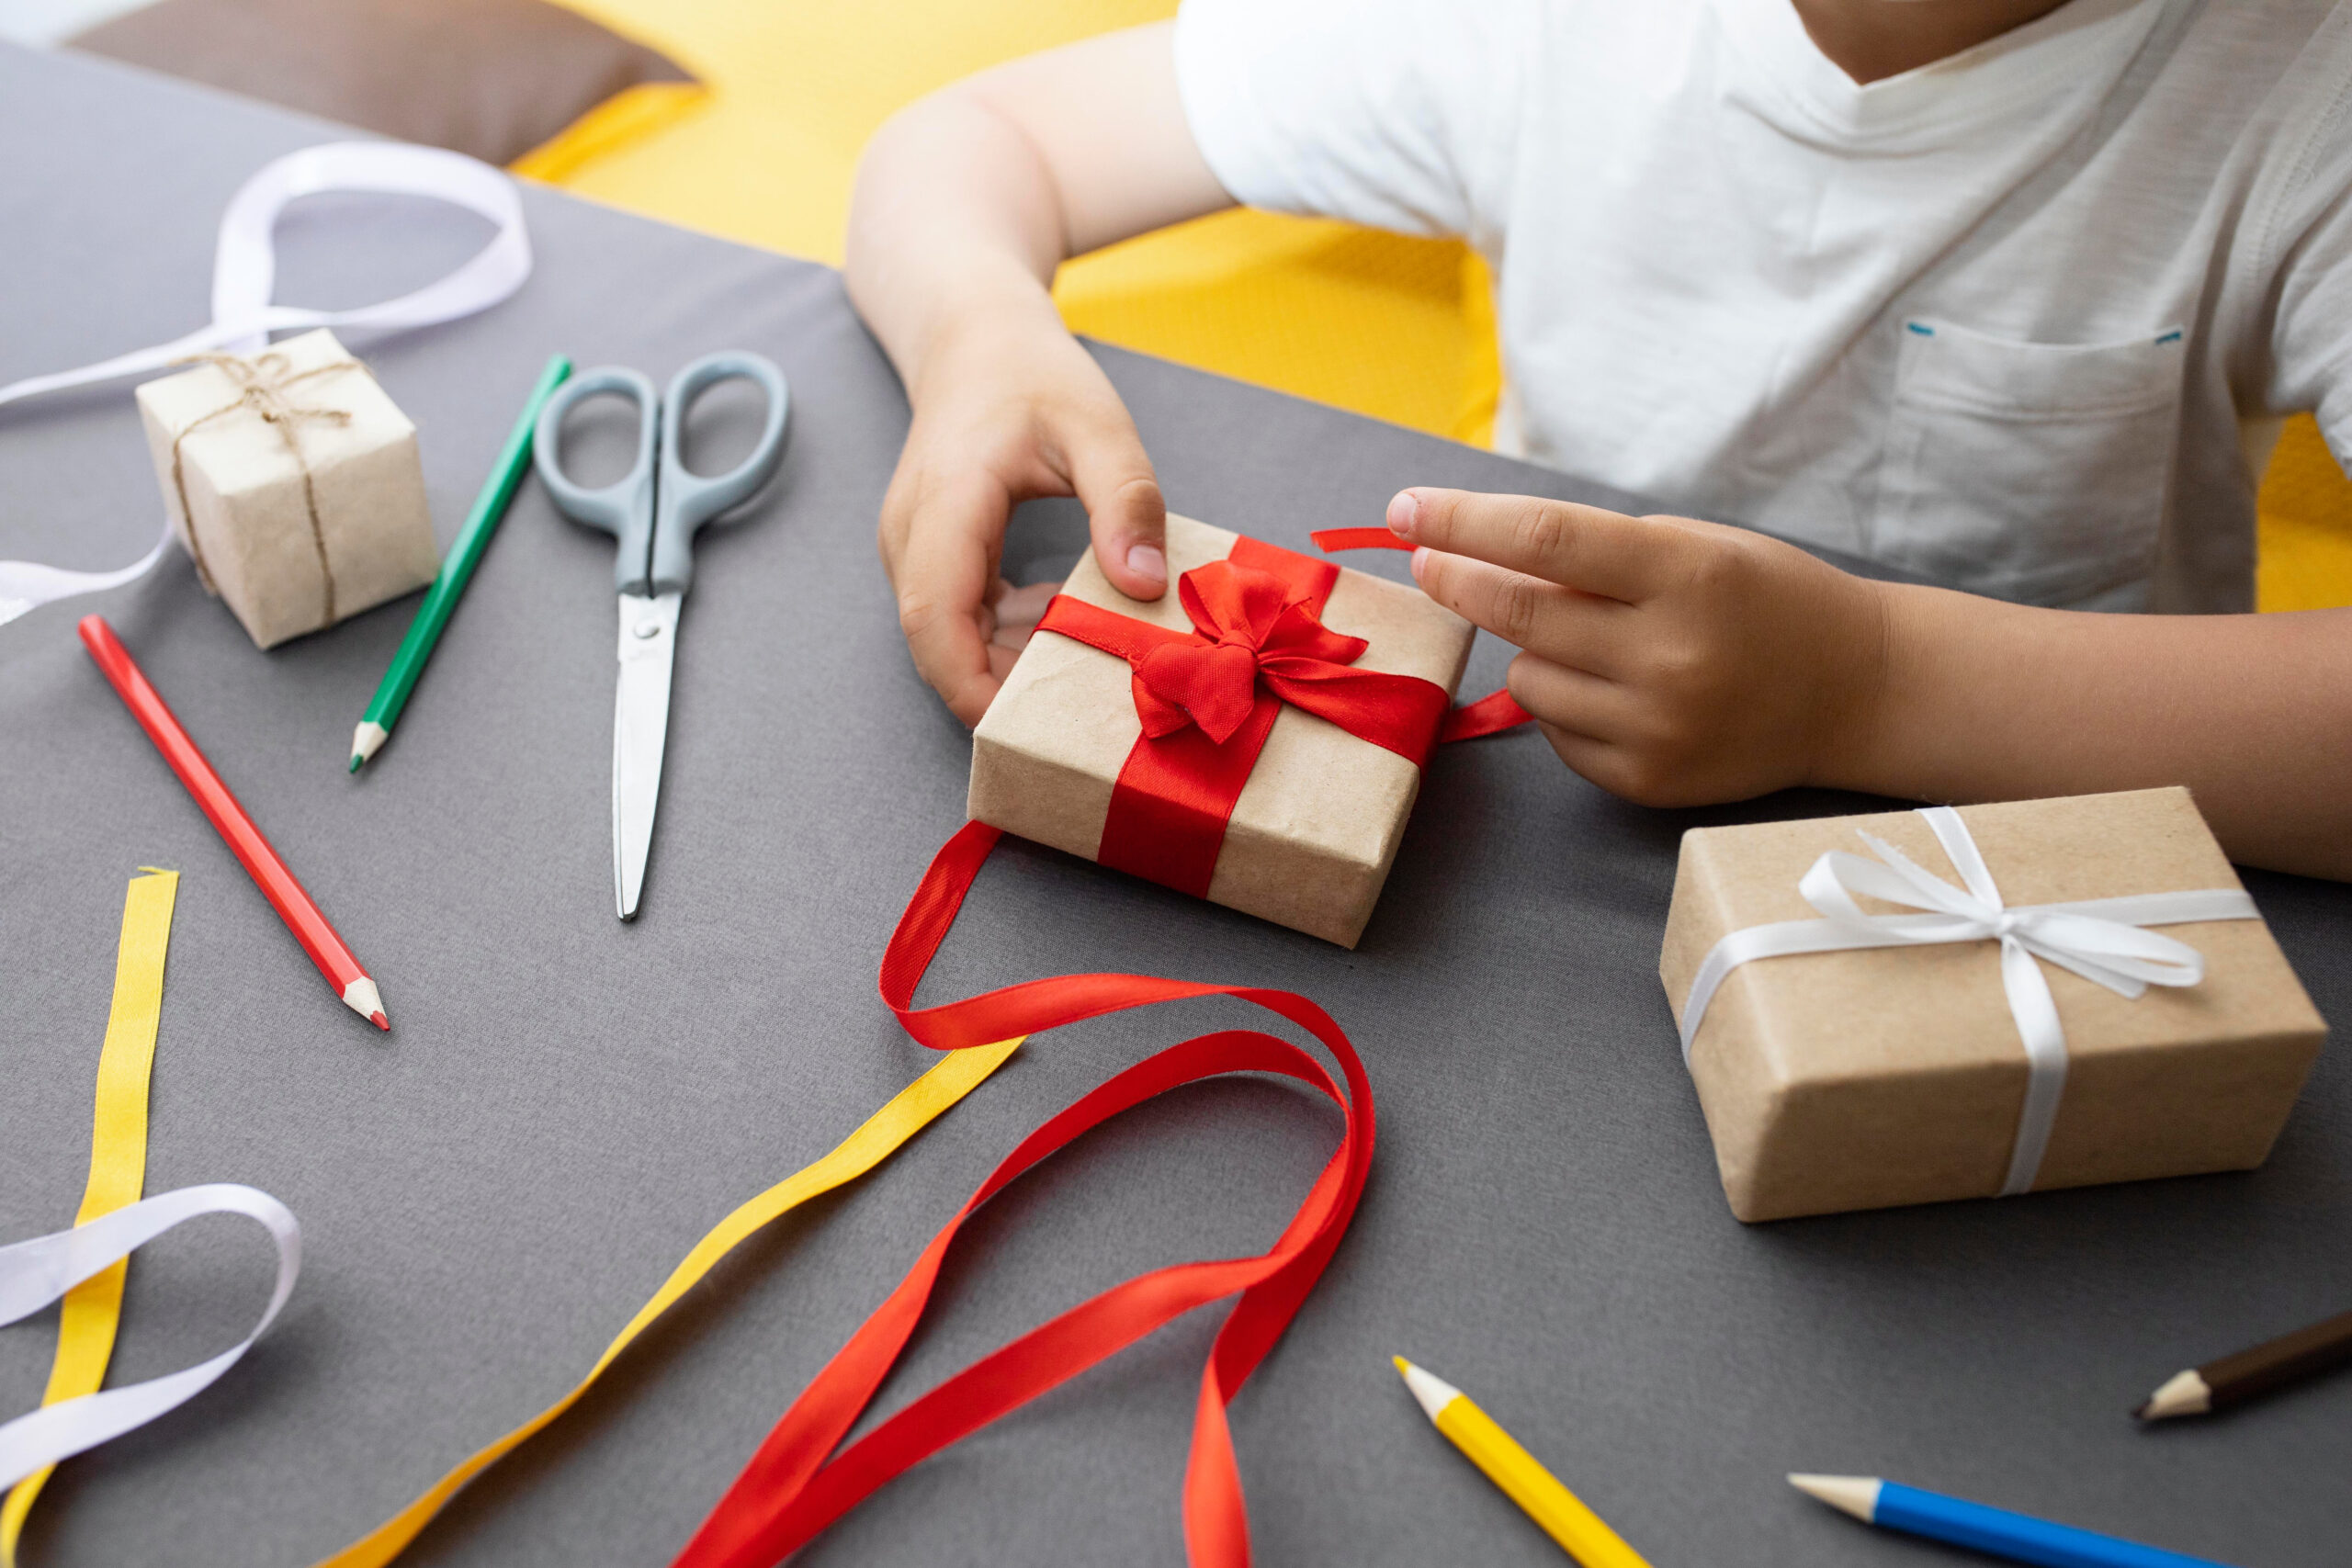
846,22,1230,723
1390,487,2352,880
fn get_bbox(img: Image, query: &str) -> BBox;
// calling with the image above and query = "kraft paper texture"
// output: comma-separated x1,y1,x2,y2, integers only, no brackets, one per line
135,329,438,649
1660,788,2327,1222
969,514,1474,946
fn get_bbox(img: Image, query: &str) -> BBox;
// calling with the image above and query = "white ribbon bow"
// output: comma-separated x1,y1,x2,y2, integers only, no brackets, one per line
0,141,533,627
1679,806,2259,1196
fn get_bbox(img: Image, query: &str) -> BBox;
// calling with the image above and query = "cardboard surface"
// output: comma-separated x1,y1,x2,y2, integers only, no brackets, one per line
1662,789,2328,1221
970,514,1473,945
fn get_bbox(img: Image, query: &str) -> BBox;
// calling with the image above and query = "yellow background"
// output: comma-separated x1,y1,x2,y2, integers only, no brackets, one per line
532,0,2351,610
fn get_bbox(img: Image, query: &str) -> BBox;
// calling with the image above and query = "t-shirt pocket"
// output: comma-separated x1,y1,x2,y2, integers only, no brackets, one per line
1875,318,2187,604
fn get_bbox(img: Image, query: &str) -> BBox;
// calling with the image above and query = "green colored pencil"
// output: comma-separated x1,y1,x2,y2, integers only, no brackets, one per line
349,355,571,772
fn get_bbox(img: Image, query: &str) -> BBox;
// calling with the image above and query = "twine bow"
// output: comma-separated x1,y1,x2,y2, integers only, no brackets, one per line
1678,806,2260,1196
168,350,359,620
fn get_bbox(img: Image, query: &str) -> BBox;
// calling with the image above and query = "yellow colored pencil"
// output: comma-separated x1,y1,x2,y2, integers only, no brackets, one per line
1393,1356,1652,1568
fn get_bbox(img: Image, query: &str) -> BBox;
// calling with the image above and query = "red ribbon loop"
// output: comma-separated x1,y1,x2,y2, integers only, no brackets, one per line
668,822,1377,1568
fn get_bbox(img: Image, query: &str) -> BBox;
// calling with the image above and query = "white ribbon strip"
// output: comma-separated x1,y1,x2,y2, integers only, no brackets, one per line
0,141,533,626
0,1183,300,1489
1679,806,2259,1196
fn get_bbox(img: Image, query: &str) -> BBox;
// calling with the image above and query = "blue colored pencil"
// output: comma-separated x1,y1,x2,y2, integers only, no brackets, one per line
1789,1475,2238,1568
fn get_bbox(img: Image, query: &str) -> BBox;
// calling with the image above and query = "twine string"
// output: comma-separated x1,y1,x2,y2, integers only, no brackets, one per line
166,352,360,621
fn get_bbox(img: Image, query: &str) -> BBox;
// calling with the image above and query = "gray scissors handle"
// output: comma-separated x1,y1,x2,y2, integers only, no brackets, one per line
534,367,660,595
650,351,790,595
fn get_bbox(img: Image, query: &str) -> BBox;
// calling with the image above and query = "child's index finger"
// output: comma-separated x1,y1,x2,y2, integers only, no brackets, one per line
1388,488,1668,603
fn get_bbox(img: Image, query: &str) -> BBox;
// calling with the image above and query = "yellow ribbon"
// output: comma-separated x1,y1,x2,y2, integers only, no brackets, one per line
313,1034,1024,1568
1,868,178,1568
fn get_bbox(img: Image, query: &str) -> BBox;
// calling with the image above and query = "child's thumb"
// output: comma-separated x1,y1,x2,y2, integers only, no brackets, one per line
1073,430,1168,600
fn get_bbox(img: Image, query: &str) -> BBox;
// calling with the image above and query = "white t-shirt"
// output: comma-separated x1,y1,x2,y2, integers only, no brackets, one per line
1173,0,2352,612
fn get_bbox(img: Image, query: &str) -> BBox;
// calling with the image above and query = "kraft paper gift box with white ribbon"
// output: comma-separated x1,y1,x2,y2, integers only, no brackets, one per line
969,513,1474,947
1659,787,2326,1223
135,328,439,649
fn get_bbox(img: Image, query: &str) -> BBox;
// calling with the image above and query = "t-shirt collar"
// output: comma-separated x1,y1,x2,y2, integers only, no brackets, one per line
1707,0,2167,147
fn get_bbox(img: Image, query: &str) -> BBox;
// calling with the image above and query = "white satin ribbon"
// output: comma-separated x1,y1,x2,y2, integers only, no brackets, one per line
0,1184,300,1489
1679,806,2259,1196
0,141,533,626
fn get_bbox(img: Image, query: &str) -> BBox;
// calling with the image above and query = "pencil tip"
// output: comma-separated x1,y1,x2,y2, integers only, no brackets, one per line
2137,1370,2211,1421
1393,1357,1461,1423
350,721,388,768
343,976,386,1029
1788,1474,1879,1523
347,754,363,773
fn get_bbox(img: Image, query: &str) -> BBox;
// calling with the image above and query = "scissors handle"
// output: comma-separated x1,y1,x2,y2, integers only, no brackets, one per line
534,367,660,595
651,351,790,595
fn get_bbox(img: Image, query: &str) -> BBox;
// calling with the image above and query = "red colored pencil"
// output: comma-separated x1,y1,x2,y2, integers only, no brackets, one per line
79,615,389,1030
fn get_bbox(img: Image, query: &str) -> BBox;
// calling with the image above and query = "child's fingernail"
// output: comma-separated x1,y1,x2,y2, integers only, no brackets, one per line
1410,546,1430,582
1387,491,1420,537
1125,543,1166,584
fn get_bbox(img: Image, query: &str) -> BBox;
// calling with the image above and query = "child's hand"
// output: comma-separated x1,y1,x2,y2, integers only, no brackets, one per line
1389,487,1891,805
846,21,1223,725
876,302,1168,725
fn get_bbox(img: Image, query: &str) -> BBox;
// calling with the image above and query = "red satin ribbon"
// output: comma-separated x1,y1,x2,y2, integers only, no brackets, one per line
1038,570,1453,761
667,544,1527,1564
1306,526,1407,554
1035,536,1457,897
1441,688,1534,742
668,821,1376,1568
1308,529,1537,739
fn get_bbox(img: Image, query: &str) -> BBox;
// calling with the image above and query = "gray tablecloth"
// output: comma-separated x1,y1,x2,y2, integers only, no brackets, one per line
4,43,2347,1568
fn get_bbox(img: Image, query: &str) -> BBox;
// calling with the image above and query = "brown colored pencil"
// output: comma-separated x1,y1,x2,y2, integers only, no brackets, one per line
2136,1308,2352,1420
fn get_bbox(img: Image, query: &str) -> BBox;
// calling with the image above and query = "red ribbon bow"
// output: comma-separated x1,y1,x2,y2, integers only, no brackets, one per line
1132,558,1374,744
1035,537,1453,897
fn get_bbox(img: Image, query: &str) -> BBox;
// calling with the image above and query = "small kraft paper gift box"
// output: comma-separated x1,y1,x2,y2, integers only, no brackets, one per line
969,514,1474,946
135,328,439,648
1660,788,2325,1222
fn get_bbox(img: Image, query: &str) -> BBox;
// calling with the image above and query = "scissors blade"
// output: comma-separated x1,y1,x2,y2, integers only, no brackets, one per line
612,591,682,920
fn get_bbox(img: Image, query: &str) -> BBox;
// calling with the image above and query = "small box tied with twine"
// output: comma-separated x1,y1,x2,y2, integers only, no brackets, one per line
135,329,438,648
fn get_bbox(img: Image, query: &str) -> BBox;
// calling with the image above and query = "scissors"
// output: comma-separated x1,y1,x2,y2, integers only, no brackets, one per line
534,350,789,920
